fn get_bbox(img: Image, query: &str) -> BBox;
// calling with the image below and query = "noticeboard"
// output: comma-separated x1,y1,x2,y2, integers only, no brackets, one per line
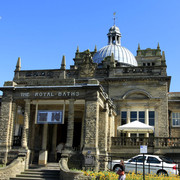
37,110,63,124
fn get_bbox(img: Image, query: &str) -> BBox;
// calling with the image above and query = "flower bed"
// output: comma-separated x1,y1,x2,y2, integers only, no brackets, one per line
82,171,179,180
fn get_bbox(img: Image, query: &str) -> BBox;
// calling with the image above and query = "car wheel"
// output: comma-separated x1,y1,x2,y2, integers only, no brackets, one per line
157,170,168,176
113,165,121,172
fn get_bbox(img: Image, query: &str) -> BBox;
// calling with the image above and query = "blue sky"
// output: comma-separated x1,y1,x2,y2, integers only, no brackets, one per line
0,0,180,94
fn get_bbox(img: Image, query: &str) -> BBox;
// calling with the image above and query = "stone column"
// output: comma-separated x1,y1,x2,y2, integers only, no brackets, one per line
127,108,130,137
145,108,149,137
83,100,100,171
65,99,75,150
29,105,37,164
98,103,109,171
108,109,114,151
9,103,17,148
0,93,13,165
38,124,48,165
29,124,36,165
49,124,57,161
80,111,85,150
154,107,159,137
21,100,30,149
21,100,31,169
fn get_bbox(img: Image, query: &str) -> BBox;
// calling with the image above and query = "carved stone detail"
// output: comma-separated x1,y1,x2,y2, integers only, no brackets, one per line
79,50,97,78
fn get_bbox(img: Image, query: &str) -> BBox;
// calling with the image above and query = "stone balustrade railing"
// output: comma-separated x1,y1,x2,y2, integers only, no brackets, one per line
0,156,26,180
111,137,180,148
13,66,165,81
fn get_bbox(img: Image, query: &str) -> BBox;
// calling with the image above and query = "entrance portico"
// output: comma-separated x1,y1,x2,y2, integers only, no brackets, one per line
0,80,116,170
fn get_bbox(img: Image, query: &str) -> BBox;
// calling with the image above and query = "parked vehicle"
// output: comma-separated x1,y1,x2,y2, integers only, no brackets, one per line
108,154,179,176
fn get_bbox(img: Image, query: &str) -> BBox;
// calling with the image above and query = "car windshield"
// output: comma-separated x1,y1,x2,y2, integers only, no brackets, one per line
160,156,174,164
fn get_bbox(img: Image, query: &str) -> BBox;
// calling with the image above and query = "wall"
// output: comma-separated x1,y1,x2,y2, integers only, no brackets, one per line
0,156,25,180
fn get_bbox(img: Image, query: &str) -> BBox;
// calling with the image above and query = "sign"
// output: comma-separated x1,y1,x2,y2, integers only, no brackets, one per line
37,110,63,124
85,155,94,166
140,145,147,154
20,91,80,97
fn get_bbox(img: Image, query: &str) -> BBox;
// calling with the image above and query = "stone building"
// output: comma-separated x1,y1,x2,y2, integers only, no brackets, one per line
0,24,180,171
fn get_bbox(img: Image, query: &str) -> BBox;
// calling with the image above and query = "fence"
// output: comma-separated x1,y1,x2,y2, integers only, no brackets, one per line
107,154,180,176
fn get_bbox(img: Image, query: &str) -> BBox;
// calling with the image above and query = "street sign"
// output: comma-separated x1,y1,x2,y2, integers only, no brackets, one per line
140,145,147,154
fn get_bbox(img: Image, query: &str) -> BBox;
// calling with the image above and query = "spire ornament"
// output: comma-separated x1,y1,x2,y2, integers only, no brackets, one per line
157,42,160,49
162,51,165,60
94,45,97,52
111,53,114,62
61,55,66,70
76,46,79,53
138,43,141,50
16,57,21,71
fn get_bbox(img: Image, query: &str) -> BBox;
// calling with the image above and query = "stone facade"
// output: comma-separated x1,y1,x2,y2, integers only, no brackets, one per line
0,24,180,172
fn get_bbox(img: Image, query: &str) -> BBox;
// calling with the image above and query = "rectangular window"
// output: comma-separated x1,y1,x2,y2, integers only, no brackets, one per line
139,111,145,123
121,111,127,125
172,112,180,127
149,111,155,126
130,111,137,122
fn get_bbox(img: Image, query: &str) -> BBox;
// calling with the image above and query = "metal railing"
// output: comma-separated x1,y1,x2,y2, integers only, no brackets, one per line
13,136,21,146
107,155,180,176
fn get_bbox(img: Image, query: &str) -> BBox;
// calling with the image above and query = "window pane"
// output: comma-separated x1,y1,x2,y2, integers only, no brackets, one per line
173,119,176,126
149,111,155,126
172,112,180,126
122,111,127,118
139,111,145,118
149,111,154,118
176,113,178,119
121,111,127,125
172,113,175,118
139,111,145,123
149,119,154,126
130,111,137,122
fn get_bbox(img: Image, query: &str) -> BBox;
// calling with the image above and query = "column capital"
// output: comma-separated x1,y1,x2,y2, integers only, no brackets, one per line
24,99,31,104
69,99,75,103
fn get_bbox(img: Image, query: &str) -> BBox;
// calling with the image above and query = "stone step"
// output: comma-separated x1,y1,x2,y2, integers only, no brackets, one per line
10,168,60,180
17,174,59,178
10,178,59,180
24,169,60,175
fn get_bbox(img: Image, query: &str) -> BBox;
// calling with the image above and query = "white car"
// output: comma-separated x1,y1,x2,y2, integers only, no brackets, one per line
108,154,179,176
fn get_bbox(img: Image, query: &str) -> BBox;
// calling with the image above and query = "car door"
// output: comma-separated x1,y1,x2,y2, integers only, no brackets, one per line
145,156,161,174
126,155,146,174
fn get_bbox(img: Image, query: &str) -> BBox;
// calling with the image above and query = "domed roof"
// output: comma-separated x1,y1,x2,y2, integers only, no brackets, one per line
93,25,138,67
109,25,120,34
93,44,138,66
